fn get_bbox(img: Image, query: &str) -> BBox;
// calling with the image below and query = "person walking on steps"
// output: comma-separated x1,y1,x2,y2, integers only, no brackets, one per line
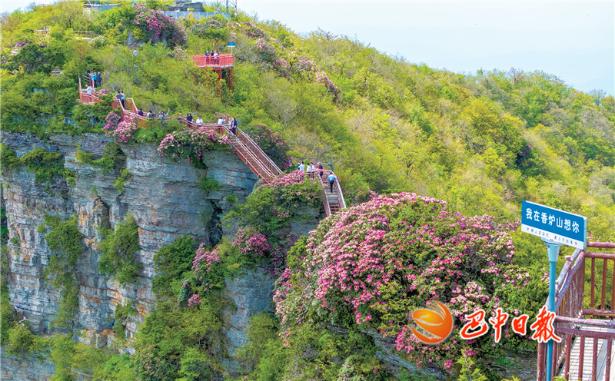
230,117,238,134
327,171,337,193
298,161,305,173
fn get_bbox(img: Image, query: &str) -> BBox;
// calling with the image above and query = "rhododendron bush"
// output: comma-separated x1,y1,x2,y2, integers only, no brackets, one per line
275,192,541,369
133,4,187,48
157,128,229,160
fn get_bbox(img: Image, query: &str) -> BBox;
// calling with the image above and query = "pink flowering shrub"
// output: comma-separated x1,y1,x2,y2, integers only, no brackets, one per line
267,170,306,187
275,192,537,368
133,4,187,47
103,111,121,131
187,293,201,307
157,128,229,159
192,243,220,271
103,113,137,143
233,228,271,257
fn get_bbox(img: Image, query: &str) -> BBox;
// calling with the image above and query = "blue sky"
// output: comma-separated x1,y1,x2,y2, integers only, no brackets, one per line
3,0,613,95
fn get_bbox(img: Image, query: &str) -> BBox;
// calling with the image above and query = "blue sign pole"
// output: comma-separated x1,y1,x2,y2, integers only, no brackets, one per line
521,200,586,380
544,240,560,381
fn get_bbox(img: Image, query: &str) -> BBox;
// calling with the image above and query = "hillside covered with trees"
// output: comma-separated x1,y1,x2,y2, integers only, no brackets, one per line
1,1,614,380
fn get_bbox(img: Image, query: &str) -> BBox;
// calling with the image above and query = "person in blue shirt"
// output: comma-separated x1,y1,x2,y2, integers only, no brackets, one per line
327,171,337,192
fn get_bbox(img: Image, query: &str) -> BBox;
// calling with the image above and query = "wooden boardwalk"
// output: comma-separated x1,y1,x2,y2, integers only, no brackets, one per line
560,326,615,381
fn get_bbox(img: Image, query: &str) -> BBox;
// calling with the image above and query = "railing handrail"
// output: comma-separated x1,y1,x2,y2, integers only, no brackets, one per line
236,128,282,176
192,54,235,68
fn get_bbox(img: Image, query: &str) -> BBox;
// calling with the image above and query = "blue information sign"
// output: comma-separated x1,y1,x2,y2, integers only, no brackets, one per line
521,200,587,249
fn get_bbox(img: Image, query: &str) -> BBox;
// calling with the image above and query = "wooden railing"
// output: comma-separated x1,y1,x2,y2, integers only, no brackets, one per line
192,54,234,68
236,129,282,177
76,74,346,213
537,242,615,380
78,77,101,104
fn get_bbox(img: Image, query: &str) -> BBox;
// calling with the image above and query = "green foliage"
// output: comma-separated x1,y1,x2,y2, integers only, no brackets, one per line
99,214,142,284
6,323,39,355
75,142,124,174
113,168,131,193
133,299,223,381
0,144,19,170
42,215,84,329
457,356,488,381
225,179,322,240
113,302,136,339
198,176,220,193
153,236,196,297
18,148,73,185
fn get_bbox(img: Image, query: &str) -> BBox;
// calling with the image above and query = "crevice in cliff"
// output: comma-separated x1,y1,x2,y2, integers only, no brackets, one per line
207,201,223,246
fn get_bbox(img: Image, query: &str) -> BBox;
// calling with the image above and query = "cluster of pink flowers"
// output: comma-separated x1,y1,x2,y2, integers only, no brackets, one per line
103,111,121,131
133,4,186,47
274,192,531,367
157,133,177,154
192,243,220,271
103,113,137,143
234,228,271,256
157,127,230,158
187,293,201,307
267,170,306,187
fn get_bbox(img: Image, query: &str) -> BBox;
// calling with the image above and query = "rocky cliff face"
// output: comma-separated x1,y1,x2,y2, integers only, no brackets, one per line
1,132,258,344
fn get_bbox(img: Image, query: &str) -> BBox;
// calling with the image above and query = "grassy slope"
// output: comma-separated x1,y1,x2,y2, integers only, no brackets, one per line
2,2,614,274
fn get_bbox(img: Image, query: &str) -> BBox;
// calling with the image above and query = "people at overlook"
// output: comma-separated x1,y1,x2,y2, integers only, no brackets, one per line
147,110,154,118
195,117,203,125
186,113,193,123
307,162,315,178
86,84,94,95
95,71,102,87
327,171,337,193
137,109,145,116
298,162,305,172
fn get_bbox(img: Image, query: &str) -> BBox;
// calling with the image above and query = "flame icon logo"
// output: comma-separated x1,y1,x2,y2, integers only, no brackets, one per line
411,301,454,345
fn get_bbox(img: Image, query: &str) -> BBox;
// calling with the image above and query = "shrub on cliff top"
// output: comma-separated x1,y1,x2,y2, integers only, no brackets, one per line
275,192,540,370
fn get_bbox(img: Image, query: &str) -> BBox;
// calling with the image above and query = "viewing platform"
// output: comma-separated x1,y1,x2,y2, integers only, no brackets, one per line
192,54,234,69
537,242,615,380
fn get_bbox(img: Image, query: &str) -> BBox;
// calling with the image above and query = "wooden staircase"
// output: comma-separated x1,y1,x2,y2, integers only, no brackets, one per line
77,75,347,216
319,173,346,216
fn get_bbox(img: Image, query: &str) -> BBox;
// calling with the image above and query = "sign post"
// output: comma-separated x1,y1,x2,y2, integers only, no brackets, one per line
521,200,587,380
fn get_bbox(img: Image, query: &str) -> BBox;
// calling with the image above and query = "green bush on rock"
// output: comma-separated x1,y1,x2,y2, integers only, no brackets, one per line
99,214,142,284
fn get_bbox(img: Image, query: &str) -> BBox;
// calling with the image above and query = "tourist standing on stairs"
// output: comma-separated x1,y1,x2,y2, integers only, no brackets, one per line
327,171,337,193
318,162,324,180
298,161,305,172
230,118,238,134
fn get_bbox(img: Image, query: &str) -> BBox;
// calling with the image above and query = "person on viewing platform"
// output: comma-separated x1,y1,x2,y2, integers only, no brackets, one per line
217,117,225,125
196,117,203,125
86,85,94,95
318,162,324,179
307,162,315,177
147,110,155,118
137,109,145,116
298,162,305,172
95,71,102,87
186,113,193,123
230,118,238,134
327,171,337,193
89,71,96,87
158,111,167,120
